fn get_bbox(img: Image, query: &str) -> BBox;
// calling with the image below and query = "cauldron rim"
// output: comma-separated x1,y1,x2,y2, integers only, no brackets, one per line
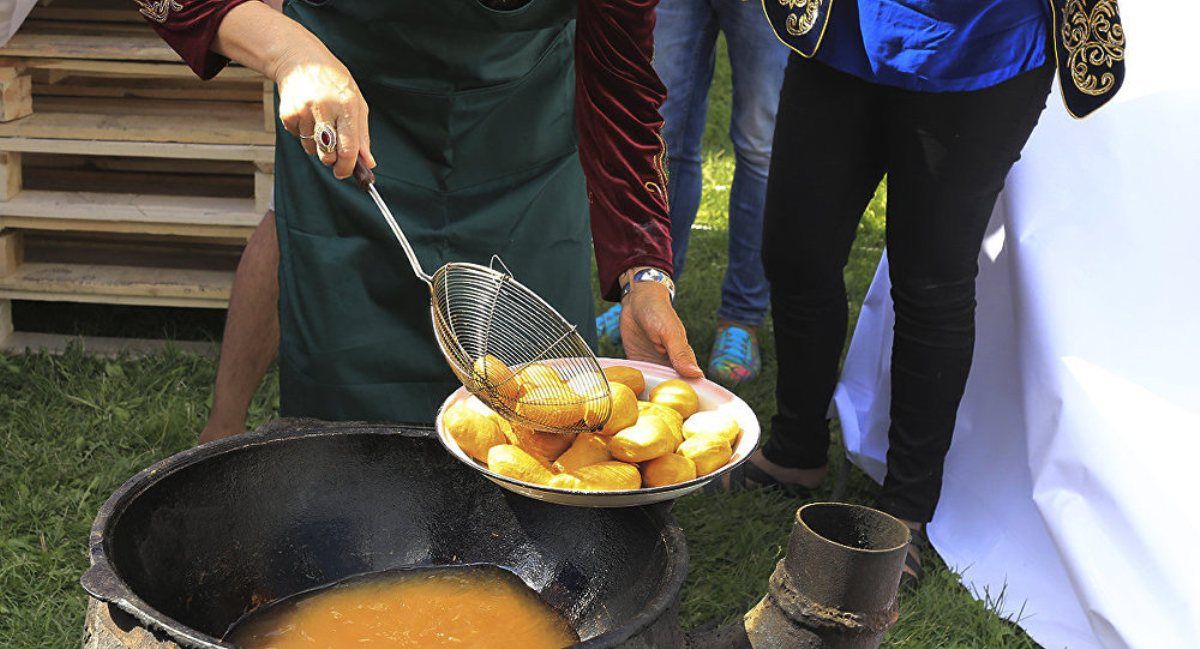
81,420,690,649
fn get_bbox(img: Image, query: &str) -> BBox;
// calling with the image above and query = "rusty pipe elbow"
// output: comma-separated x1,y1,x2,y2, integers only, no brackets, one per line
688,502,910,649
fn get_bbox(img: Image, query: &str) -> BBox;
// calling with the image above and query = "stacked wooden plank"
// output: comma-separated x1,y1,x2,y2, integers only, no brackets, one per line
0,0,275,352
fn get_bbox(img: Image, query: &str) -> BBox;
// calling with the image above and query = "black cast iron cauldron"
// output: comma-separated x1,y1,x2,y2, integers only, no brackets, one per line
81,421,688,648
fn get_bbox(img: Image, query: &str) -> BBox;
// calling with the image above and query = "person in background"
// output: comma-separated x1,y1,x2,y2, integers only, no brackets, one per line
139,0,702,442
195,0,283,443
732,0,1124,589
200,206,278,441
595,0,787,389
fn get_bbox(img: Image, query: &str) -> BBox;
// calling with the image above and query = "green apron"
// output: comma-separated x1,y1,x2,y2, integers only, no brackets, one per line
275,0,596,424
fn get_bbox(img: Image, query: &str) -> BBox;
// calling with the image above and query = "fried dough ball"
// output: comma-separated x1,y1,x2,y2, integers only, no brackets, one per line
515,363,567,394
603,365,646,397
642,453,698,488
582,393,610,431
549,461,641,491
547,473,589,490
649,378,700,419
442,400,507,463
598,383,639,436
472,354,522,401
565,375,629,434
637,401,684,447
487,445,554,485
677,434,733,476
516,386,587,429
681,410,741,445
552,433,612,473
463,395,523,450
503,424,575,463
566,373,605,398
608,417,676,463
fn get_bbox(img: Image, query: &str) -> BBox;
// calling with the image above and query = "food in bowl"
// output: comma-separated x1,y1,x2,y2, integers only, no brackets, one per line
472,354,522,400
603,365,646,396
442,400,507,463
487,444,554,485
681,410,741,444
641,454,697,488
441,364,744,492
608,417,677,463
552,433,612,473
516,386,590,429
677,434,733,476
636,401,683,442
598,382,639,436
502,424,575,465
549,461,642,491
515,362,569,393
648,378,701,419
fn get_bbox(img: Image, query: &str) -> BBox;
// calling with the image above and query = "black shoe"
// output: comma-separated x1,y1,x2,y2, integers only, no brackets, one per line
899,527,928,591
705,460,817,498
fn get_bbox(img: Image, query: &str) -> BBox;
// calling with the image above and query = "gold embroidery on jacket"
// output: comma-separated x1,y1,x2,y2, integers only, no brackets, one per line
1061,0,1125,96
649,130,669,206
136,0,183,24
779,0,820,36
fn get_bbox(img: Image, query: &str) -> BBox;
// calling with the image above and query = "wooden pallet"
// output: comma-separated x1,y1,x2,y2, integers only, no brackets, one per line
0,5,275,237
0,2,274,352
0,229,236,352
1,151,269,238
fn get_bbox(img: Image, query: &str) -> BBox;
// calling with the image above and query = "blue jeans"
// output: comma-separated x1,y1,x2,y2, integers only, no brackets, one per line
654,0,787,327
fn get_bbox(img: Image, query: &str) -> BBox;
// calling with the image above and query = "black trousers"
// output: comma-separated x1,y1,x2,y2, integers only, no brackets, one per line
761,56,1054,522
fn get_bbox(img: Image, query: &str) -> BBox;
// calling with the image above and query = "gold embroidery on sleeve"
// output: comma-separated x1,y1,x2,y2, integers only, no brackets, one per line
1061,0,1125,96
648,130,669,205
779,0,820,36
136,0,183,24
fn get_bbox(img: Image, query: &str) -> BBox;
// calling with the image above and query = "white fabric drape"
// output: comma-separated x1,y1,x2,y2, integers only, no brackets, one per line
0,0,38,48
832,2,1200,647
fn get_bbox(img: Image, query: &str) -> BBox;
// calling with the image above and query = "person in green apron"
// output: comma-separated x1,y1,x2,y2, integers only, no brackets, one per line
143,0,702,429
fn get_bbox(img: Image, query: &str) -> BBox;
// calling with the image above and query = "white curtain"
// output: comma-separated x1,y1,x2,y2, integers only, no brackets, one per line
0,0,37,48
832,2,1200,647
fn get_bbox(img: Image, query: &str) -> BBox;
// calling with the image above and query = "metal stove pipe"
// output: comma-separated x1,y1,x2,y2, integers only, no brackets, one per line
685,502,910,649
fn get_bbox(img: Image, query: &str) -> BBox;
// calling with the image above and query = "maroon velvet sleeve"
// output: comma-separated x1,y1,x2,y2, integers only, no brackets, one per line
135,0,255,80
576,0,673,302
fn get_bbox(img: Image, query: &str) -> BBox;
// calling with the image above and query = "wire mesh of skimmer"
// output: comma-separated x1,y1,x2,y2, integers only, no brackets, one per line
429,261,613,434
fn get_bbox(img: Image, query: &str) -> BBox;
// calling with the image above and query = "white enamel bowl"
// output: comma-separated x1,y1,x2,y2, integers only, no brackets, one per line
436,358,760,508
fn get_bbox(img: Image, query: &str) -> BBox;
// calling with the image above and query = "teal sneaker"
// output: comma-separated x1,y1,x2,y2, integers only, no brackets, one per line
596,303,623,345
708,322,761,388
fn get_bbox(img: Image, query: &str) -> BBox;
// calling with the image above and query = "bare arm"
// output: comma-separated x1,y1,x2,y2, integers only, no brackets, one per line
215,2,372,177
139,0,372,177
209,1,311,80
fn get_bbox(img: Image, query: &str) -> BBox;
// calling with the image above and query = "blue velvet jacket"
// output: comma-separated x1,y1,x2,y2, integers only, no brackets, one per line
763,0,1126,118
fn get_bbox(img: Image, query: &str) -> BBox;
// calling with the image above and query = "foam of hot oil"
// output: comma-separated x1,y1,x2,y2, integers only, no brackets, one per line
225,565,579,648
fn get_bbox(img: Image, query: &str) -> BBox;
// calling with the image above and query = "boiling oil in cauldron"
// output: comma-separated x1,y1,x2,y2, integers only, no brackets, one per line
225,565,579,648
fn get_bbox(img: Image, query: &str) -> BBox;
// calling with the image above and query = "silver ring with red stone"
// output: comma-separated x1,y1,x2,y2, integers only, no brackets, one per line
314,122,337,155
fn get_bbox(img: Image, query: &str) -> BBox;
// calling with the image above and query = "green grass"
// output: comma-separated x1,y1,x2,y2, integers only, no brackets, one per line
0,39,1037,648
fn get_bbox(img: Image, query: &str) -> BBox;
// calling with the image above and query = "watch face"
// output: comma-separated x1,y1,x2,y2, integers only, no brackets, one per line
628,269,675,300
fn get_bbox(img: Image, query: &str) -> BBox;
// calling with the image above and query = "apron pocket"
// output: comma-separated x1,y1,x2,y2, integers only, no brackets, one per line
441,25,577,189
476,0,536,12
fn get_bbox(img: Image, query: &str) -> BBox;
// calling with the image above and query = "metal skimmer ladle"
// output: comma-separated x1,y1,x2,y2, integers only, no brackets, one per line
353,160,612,433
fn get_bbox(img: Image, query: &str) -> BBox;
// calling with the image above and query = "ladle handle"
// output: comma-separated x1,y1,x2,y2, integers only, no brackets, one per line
353,155,433,285
353,155,376,192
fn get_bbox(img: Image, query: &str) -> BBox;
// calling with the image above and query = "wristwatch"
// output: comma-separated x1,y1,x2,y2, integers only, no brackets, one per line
620,267,676,302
